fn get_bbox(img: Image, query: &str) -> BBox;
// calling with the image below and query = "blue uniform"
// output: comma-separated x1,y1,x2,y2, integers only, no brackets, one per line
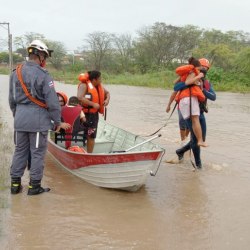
9,61,61,180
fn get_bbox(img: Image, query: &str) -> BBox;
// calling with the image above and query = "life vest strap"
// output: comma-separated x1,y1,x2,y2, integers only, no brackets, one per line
16,64,47,109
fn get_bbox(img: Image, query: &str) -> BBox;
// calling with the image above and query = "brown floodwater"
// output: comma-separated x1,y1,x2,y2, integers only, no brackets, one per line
0,75,250,250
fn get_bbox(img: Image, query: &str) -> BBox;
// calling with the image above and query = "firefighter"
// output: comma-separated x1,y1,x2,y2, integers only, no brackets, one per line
9,40,71,195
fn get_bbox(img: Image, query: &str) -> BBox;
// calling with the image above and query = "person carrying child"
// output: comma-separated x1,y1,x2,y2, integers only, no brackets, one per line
174,58,216,169
175,57,208,147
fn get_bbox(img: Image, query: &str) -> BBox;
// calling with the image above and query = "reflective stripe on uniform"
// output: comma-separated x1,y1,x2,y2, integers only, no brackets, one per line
36,132,39,148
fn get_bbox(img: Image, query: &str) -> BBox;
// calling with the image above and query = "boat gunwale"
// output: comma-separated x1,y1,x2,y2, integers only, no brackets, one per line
48,134,165,157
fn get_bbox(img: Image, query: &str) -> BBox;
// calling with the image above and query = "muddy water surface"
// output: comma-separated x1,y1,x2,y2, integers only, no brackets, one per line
1,75,250,250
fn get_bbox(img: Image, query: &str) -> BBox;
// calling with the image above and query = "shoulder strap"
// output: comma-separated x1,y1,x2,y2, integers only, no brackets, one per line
16,64,47,109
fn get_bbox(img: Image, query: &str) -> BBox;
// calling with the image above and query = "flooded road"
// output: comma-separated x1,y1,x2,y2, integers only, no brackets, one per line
1,74,250,250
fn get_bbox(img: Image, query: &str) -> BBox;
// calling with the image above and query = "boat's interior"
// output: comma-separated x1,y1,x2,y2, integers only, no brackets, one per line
52,119,163,154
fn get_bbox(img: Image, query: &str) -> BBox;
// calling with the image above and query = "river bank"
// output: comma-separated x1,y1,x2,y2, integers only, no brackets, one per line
1,66,250,93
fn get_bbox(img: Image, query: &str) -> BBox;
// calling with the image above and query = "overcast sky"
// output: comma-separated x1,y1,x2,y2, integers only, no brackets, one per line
0,0,249,51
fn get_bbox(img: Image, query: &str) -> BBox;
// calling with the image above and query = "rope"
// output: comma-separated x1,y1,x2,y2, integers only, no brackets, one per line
189,87,197,170
137,101,178,138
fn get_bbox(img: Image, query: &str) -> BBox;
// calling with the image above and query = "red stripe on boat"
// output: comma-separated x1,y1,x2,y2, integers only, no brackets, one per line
48,141,161,170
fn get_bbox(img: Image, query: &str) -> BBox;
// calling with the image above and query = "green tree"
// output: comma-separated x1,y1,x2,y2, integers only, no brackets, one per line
14,32,45,58
233,47,250,75
0,52,9,63
45,40,67,70
0,52,23,63
175,25,202,63
193,42,235,70
135,23,180,70
112,33,134,72
84,32,113,70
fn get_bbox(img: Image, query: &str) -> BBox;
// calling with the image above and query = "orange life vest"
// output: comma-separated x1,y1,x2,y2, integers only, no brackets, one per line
78,72,90,83
175,86,205,103
175,65,205,103
79,82,105,114
68,145,87,153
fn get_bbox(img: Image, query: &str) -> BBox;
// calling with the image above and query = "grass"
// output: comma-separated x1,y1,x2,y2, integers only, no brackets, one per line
51,70,250,93
0,66,9,75
0,120,12,191
1,65,250,93
48,69,178,89
102,70,177,89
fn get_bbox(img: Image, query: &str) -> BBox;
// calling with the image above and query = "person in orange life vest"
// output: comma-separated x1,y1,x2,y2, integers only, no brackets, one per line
174,58,216,168
57,91,68,107
166,57,207,147
61,96,86,149
77,70,110,153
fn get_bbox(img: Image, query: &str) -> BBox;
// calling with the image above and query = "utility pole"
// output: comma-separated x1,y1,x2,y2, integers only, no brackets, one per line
0,22,13,73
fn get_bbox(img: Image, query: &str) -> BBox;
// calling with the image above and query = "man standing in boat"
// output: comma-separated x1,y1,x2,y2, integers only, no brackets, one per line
77,70,110,153
9,40,71,195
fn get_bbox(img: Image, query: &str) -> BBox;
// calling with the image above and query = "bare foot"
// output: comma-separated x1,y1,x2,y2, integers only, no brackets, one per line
198,141,208,147
164,157,181,164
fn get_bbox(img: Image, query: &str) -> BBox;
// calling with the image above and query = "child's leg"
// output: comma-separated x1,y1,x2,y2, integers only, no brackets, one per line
178,109,189,141
180,129,187,141
191,115,208,147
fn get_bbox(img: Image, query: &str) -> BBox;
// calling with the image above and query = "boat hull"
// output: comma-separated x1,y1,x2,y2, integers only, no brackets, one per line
47,140,164,191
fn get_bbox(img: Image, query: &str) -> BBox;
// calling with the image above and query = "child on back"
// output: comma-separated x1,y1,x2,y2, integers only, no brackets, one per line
175,57,208,147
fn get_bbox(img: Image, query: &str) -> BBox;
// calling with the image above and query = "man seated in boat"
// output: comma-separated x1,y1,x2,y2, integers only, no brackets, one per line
77,71,110,153
60,96,87,149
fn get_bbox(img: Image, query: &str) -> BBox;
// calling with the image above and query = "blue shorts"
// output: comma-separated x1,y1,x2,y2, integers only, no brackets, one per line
178,109,188,130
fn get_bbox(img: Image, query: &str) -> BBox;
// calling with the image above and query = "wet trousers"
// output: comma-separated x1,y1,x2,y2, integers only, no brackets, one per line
178,113,207,167
10,131,48,180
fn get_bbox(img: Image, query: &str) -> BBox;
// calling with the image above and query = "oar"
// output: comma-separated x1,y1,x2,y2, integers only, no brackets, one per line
125,134,161,152
111,134,161,153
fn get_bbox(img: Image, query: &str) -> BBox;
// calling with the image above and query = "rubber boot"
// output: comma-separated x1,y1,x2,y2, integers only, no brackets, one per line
27,180,50,196
11,177,22,194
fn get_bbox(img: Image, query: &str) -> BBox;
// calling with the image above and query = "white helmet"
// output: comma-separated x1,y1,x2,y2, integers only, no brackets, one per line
27,40,53,57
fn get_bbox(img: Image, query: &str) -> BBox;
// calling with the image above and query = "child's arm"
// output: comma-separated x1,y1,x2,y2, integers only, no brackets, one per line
166,91,177,113
166,77,181,112
185,72,204,85
173,77,181,84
